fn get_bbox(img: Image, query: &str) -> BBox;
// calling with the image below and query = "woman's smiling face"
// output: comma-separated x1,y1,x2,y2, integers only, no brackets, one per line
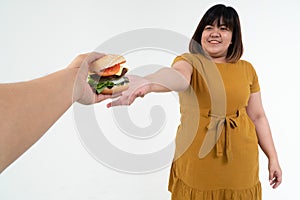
201,20,233,63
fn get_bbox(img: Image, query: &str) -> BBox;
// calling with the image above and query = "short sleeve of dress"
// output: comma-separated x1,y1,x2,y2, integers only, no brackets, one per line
246,61,260,93
172,56,182,65
170,53,201,93
171,53,193,67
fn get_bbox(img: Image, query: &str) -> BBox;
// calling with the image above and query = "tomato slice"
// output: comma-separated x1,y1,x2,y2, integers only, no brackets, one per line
98,64,121,76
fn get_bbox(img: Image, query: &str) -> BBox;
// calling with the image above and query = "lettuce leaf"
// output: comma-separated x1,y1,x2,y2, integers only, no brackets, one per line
88,76,129,94
95,81,115,94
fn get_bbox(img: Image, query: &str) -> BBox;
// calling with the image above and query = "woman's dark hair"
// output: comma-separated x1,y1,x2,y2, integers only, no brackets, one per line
189,4,243,63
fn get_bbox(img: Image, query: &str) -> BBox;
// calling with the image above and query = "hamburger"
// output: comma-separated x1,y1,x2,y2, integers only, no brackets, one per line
88,54,129,94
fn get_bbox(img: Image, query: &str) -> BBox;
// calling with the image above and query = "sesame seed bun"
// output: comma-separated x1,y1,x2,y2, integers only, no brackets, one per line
90,54,126,73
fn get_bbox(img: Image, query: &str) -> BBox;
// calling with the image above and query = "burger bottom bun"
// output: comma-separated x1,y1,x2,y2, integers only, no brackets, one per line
100,84,129,94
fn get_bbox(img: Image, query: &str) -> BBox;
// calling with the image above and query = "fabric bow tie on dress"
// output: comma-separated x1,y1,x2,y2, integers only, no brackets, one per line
198,110,241,161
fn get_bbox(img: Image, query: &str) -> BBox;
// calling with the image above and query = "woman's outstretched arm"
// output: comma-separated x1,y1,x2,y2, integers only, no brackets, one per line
107,60,193,107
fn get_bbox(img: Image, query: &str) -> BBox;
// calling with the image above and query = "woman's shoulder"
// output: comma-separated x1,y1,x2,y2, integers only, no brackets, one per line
173,53,205,65
236,59,253,66
236,60,259,79
235,59,257,71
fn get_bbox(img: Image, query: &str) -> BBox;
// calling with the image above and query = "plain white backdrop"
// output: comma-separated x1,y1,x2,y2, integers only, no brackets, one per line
0,0,299,199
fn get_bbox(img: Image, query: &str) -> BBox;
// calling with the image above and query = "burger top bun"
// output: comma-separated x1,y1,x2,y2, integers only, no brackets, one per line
90,54,126,73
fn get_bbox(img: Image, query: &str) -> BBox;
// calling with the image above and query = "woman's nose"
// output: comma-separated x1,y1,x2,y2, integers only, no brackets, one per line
210,28,220,37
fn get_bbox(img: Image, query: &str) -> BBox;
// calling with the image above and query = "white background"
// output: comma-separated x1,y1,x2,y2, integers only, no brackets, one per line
0,0,299,199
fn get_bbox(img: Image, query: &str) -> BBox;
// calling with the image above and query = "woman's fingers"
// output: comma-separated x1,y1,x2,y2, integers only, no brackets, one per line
269,170,282,189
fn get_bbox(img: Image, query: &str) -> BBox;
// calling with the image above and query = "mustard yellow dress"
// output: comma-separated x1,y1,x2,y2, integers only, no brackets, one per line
168,53,261,200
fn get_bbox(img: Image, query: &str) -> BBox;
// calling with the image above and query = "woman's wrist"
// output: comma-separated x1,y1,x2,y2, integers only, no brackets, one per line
268,154,279,164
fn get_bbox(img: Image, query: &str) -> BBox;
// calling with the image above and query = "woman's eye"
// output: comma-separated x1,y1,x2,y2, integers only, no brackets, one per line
220,26,229,31
205,26,213,30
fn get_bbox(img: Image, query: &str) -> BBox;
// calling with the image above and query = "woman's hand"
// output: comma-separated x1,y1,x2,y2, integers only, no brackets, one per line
268,158,282,189
106,75,151,107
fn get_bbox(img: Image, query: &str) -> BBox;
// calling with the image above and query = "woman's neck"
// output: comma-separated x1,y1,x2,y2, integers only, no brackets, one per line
211,56,227,63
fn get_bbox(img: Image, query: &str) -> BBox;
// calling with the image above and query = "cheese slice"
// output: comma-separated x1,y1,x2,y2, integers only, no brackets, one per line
115,66,128,76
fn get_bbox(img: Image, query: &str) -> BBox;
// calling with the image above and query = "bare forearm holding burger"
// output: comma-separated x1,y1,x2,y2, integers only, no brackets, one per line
0,52,111,173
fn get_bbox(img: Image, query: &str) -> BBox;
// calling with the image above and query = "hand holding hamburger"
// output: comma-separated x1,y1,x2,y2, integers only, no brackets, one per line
88,54,129,94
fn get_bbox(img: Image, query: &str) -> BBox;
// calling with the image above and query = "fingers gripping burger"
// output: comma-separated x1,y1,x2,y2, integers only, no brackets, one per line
88,54,129,94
